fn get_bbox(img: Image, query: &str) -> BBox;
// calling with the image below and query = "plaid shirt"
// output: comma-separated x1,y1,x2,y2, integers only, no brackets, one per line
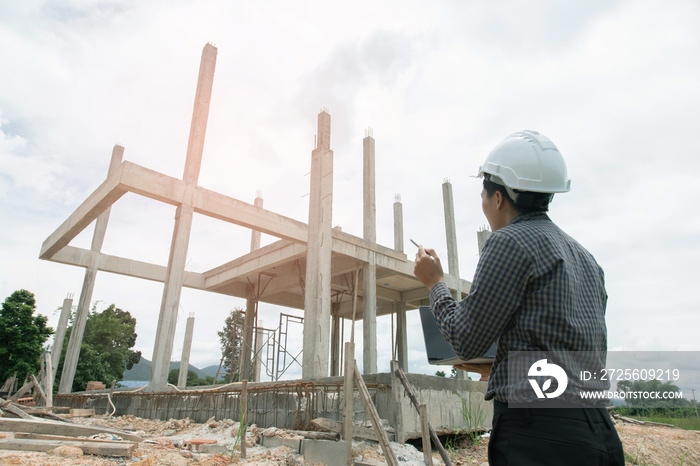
430,212,608,402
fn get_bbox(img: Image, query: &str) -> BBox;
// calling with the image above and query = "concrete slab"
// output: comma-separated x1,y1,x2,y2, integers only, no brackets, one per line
260,435,302,453
198,443,229,454
301,439,349,466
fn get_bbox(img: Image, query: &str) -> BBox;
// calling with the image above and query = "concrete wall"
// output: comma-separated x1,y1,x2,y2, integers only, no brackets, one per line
374,372,492,441
54,372,492,440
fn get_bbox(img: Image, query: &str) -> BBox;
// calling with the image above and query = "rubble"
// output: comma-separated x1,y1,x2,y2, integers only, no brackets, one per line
0,402,697,465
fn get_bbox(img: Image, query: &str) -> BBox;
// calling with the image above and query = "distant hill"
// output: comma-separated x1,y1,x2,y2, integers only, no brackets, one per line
200,365,220,378
122,358,221,381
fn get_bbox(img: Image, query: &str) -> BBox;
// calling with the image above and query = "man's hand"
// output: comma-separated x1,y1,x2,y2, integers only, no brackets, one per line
413,246,445,290
454,363,491,381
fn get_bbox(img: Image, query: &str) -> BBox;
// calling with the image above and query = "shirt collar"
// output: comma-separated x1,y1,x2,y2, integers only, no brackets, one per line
509,211,549,226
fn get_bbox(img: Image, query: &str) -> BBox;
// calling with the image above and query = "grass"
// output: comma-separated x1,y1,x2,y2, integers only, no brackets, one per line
635,416,700,430
458,391,488,446
624,439,646,465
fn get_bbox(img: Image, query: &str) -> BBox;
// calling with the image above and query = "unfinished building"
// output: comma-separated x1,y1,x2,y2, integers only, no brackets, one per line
39,44,490,439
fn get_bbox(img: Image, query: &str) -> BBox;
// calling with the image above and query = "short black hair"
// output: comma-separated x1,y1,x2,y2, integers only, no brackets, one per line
483,176,552,214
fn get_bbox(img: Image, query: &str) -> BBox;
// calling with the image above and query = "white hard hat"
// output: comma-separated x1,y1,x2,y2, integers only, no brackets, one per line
477,130,571,194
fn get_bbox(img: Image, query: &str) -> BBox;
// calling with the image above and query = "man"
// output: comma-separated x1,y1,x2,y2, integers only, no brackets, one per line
414,130,624,465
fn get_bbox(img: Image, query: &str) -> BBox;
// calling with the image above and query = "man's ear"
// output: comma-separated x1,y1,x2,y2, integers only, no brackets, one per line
494,190,504,210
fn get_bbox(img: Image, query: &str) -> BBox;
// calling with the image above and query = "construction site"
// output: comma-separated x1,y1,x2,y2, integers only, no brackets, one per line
0,43,493,465
2,42,699,466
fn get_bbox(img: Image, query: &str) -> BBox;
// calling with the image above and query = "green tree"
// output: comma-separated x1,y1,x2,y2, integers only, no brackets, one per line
55,303,141,392
217,308,246,382
0,289,53,381
168,368,202,387
435,368,459,378
617,379,689,416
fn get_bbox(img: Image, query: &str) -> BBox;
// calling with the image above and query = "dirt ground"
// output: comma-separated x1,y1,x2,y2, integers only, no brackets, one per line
0,414,698,465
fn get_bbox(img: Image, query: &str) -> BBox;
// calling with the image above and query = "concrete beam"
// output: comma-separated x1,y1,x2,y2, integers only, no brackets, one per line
250,274,301,298
50,242,464,310
203,240,306,290
120,162,310,245
50,245,204,288
39,165,127,260
194,186,309,243
42,157,412,281
119,161,186,206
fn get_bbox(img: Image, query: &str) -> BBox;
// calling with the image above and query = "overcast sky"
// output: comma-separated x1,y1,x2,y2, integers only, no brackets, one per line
1,1,699,388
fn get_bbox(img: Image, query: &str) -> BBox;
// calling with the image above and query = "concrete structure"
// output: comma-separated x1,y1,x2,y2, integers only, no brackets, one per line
252,326,265,381
442,179,461,301
148,44,217,391
58,146,123,394
393,195,408,372
50,295,72,380
442,180,469,380
53,372,492,442
477,226,492,254
178,313,196,388
362,130,377,375
301,439,350,466
39,44,472,390
240,192,264,382
302,110,334,379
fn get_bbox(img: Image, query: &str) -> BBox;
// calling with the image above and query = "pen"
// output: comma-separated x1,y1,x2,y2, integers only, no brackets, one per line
410,239,433,258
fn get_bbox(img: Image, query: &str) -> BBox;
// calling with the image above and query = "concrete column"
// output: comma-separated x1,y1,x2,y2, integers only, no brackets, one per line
302,110,333,379
389,360,406,444
252,326,264,382
59,145,123,394
240,193,263,381
183,44,217,185
58,268,96,393
395,301,408,372
330,302,341,376
177,313,195,388
149,204,195,389
362,131,377,374
363,131,376,243
240,298,256,381
443,180,468,380
250,191,263,251
477,227,492,254
149,44,216,391
51,296,73,380
442,180,461,301
393,195,408,372
393,194,404,253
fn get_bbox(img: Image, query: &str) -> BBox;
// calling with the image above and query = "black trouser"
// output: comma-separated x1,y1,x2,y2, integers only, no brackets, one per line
489,401,625,465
